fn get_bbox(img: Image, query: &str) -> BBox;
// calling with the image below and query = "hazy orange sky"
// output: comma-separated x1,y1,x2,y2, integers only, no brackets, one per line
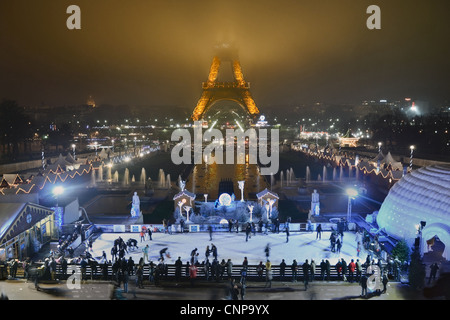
1,0,449,109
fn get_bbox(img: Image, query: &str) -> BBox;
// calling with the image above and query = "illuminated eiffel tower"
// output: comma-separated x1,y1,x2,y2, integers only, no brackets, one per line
191,44,260,121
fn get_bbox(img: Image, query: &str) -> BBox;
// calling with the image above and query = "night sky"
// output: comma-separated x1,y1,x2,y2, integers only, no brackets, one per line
1,0,449,110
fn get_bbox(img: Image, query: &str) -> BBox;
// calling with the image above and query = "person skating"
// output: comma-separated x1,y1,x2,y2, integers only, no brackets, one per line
208,225,213,241
147,225,153,240
316,224,322,240
329,233,336,252
336,238,342,254
159,247,169,261
142,245,149,262
285,225,290,243
245,223,251,242
111,246,117,262
264,243,270,261
180,219,185,233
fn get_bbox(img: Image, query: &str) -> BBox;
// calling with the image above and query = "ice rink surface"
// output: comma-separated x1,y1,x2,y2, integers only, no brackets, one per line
91,229,366,266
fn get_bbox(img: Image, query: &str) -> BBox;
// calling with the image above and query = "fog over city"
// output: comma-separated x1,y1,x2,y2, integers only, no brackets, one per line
1,0,449,109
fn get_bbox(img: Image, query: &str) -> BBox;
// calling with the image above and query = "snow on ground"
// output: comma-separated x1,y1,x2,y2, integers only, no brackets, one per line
91,230,368,266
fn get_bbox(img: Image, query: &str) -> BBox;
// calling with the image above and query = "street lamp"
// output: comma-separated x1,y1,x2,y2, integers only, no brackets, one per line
72,144,76,160
378,142,382,153
53,186,65,207
346,188,358,222
94,141,98,156
409,145,415,171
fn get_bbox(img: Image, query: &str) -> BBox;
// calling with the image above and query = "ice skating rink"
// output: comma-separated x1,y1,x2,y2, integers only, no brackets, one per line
91,230,366,266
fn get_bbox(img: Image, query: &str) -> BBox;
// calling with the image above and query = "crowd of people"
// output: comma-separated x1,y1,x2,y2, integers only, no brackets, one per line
1,220,440,300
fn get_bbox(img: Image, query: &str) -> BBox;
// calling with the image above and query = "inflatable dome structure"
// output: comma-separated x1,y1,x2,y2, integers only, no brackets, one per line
377,165,450,260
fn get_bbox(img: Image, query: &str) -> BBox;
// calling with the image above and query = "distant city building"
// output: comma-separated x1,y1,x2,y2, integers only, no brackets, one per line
87,95,96,108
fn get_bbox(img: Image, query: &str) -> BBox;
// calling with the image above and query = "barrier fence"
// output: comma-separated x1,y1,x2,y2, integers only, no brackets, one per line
4,261,395,283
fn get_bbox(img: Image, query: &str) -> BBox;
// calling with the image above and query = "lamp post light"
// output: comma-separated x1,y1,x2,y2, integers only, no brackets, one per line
111,139,115,155
378,142,382,153
346,188,358,223
94,141,98,156
42,146,45,170
72,144,76,160
409,145,415,171
53,186,65,207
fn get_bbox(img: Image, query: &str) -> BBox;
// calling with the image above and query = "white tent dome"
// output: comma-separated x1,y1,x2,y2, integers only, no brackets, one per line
377,164,450,259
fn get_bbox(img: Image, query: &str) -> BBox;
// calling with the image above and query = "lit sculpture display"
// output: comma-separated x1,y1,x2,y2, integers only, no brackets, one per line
311,189,320,216
179,180,186,191
248,204,254,222
131,192,140,217
184,205,192,223
238,180,245,202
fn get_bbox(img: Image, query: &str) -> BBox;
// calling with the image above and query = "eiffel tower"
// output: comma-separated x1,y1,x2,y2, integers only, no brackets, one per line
191,44,260,121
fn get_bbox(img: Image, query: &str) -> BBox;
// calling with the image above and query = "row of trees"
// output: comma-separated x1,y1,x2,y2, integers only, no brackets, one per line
391,239,426,290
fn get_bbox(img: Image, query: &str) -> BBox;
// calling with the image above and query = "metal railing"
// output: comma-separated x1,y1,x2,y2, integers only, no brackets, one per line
5,262,397,282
